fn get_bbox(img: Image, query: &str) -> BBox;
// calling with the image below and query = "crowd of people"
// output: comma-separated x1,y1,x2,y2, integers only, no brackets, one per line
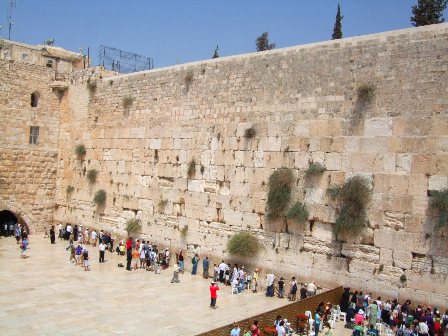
340,289,448,336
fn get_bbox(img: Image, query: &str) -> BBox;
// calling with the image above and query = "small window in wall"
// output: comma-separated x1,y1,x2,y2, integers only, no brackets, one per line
22,53,29,60
46,59,54,68
29,126,39,145
31,92,39,107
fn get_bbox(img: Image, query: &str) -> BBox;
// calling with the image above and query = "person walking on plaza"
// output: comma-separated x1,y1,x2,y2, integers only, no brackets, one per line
83,248,90,271
289,277,298,301
171,263,180,283
252,268,259,292
132,246,140,270
191,253,200,275
126,237,132,271
278,277,285,299
307,281,317,297
98,241,106,263
49,225,56,244
178,250,184,273
266,271,275,297
203,256,210,279
209,281,219,309
20,238,28,258
300,283,307,300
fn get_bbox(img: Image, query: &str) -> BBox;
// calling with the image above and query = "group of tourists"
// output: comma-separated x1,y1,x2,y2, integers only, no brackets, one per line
3,222,29,258
340,289,448,336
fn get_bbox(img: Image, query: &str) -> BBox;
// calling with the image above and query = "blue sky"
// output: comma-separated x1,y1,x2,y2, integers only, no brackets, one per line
1,1,447,68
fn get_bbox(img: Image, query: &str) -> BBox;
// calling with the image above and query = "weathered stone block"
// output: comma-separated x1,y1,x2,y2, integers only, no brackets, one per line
393,250,412,269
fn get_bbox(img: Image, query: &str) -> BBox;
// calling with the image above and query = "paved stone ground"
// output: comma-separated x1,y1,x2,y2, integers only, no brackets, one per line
0,235,351,336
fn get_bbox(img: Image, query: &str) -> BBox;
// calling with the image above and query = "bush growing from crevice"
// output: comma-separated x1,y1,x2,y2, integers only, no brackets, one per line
429,188,448,231
187,158,196,178
86,78,97,93
66,185,75,194
75,144,86,159
86,169,98,184
122,95,135,108
267,168,294,220
125,218,141,236
327,175,372,236
305,162,326,178
93,189,106,206
357,84,375,105
184,72,193,92
244,127,256,139
158,199,168,212
180,226,188,239
227,231,261,258
286,201,309,225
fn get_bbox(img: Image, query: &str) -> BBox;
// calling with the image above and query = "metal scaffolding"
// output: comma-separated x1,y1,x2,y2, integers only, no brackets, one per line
98,45,154,74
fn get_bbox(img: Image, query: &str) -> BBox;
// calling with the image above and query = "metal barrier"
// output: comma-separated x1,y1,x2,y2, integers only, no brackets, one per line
197,286,343,336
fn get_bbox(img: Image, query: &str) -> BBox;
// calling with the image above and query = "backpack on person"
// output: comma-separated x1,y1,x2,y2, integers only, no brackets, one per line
292,282,298,292
353,329,362,336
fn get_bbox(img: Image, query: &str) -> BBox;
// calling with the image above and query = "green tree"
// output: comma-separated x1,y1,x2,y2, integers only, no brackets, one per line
256,32,275,51
212,45,219,59
332,3,343,40
411,0,448,26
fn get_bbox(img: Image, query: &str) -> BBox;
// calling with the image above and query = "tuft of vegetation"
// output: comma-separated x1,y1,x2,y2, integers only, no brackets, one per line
75,144,86,159
256,32,275,51
327,175,372,236
227,231,261,258
184,72,194,92
357,84,375,105
158,199,168,212
86,78,97,93
332,3,343,40
400,274,407,283
429,188,448,231
125,218,141,235
305,162,326,178
212,45,219,59
187,158,196,178
86,169,98,184
411,0,448,27
66,185,75,194
286,201,309,225
122,95,135,108
180,226,188,239
93,189,106,206
244,126,256,139
267,168,294,220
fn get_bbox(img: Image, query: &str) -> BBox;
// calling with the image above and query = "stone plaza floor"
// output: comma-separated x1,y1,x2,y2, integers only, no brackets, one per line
0,235,351,335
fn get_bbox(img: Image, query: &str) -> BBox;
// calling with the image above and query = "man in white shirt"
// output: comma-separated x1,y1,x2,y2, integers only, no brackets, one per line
266,272,275,297
91,230,97,246
98,242,106,263
307,281,317,297
218,260,227,283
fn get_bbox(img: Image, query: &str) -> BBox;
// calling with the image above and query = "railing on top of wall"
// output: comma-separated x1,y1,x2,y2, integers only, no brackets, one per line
196,286,343,336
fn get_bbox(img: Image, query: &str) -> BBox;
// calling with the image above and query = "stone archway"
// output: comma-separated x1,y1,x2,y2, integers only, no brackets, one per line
0,200,36,234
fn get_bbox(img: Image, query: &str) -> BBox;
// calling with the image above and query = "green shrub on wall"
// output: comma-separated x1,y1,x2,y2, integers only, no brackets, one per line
429,188,448,231
66,185,75,194
93,189,106,206
327,175,372,235
244,127,256,139
125,218,141,236
267,168,293,220
122,95,135,108
75,144,86,159
286,201,309,225
305,162,326,178
86,169,98,184
357,84,375,105
187,158,196,178
227,231,261,258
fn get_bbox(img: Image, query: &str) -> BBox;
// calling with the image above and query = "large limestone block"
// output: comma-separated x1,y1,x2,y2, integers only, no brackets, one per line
341,243,380,263
411,254,432,274
428,175,448,191
393,250,412,269
432,256,448,275
380,248,393,264
411,154,435,175
302,236,341,255
311,222,335,242
374,230,427,254
365,118,392,137
396,154,412,173
348,259,376,279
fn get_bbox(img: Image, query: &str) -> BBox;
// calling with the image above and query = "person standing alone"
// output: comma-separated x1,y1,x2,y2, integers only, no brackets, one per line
209,281,220,309
98,241,106,263
49,225,56,244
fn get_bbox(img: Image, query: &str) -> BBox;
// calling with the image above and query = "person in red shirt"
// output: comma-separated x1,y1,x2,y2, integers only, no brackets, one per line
125,238,133,271
209,281,220,309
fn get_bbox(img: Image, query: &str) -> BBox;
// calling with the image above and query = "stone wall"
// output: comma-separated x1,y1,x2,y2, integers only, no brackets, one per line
2,24,448,306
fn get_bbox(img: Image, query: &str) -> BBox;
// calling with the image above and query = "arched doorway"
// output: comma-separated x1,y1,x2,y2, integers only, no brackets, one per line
0,210,29,236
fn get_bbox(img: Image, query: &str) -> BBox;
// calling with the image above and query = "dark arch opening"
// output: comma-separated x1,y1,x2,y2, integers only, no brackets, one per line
31,92,39,107
0,210,29,236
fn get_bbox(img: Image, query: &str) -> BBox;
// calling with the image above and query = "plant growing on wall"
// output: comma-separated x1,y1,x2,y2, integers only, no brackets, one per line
357,84,375,105
187,158,196,178
158,199,168,212
125,218,141,236
327,175,372,235
75,144,86,159
66,185,75,194
429,188,448,231
93,189,106,206
86,169,98,184
123,95,135,108
180,226,188,239
286,201,309,225
244,126,256,139
184,72,193,92
227,231,261,258
305,162,326,178
267,168,294,220
86,78,97,93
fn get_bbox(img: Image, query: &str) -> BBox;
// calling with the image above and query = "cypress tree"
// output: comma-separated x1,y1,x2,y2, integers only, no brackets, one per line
255,32,275,52
212,45,219,59
411,0,448,26
332,3,343,40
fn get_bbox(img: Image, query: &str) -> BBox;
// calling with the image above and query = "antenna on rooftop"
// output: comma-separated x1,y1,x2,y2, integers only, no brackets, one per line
8,0,16,40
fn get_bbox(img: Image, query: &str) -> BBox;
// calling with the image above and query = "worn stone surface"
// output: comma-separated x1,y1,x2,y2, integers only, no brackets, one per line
1,24,448,306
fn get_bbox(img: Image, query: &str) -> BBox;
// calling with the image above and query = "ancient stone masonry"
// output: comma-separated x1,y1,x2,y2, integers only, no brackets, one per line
1,24,448,306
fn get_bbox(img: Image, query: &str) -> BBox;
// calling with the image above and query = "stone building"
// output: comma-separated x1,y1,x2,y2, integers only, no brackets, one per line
1,23,447,306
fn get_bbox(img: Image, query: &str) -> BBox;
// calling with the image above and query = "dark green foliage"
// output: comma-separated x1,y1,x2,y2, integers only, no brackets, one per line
411,0,447,26
256,32,275,51
187,158,196,178
244,127,256,139
184,72,194,92
93,189,106,206
75,144,86,159
400,274,407,282
305,162,326,178
66,185,75,194
227,231,261,258
267,168,294,220
212,45,219,59
429,188,448,231
122,95,134,108
86,78,97,93
357,84,375,105
86,169,98,184
286,201,309,225
332,3,343,40
125,218,141,235
327,175,372,235
180,226,188,239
